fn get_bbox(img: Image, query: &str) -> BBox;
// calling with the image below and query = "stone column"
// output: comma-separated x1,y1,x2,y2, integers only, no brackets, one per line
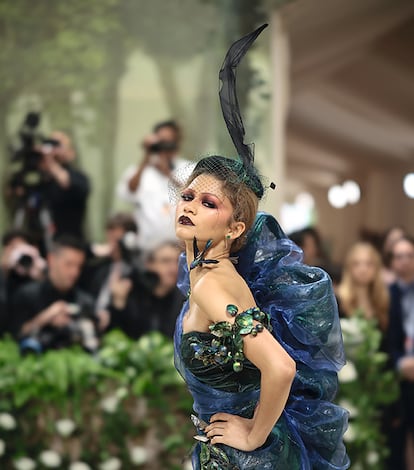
260,11,290,217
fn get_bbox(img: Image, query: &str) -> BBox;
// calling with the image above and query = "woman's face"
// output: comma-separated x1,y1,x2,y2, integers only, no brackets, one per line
175,173,234,244
349,248,377,286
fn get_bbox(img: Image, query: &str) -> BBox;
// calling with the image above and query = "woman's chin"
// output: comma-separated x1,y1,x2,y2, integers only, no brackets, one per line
175,224,195,240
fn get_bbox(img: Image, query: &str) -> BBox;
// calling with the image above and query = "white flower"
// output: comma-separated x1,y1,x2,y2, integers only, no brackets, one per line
339,399,358,418
69,462,92,470
55,418,76,437
0,412,17,430
126,367,136,378
343,423,356,442
39,450,61,468
367,451,379,465
340,318,364,343
13,457,36,470
182,459,193,470
115,387,128,400
98,457,122,470
130,446,148,465
100,395,119,413
338,361,357,383
0,439,5,456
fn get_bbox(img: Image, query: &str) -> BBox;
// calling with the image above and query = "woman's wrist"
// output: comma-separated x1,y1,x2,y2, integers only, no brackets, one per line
247,422,269,450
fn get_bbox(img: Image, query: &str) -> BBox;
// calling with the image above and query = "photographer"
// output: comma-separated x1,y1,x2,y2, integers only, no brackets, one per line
0,229,46,335
7,115,90,246
41,131,90,240
83,212,157,339
93,240,184,339
141,241,185,337
116,120,190,251
10,236,102,353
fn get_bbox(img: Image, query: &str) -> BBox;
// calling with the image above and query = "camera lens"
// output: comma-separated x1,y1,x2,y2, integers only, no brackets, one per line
17,254,34,269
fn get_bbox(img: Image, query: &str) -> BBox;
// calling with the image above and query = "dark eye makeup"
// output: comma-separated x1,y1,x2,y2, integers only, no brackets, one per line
180,192,194,201
202,198,217,209
180,190,219,209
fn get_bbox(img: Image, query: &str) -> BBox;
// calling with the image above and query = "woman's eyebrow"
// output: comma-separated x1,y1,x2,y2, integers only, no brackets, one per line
200,192,222,198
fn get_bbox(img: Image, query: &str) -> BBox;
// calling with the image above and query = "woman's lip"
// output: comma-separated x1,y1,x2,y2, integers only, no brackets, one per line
178,215,195,226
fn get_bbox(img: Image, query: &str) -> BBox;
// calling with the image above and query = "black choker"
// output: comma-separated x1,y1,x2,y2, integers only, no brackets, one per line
190,237,219,270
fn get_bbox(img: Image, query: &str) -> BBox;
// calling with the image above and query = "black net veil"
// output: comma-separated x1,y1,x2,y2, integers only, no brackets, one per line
168,155,267,205
169,24,270,204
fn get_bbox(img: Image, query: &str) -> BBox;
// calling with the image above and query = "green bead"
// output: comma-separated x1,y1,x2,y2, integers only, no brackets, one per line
211,339,220,348
233,361,243,372
226,304,238,317
234,351,244,360
236,313,254,335
251,329,258,337
255,323,264,332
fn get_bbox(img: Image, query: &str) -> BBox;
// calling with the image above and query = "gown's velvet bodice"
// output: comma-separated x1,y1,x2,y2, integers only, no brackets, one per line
181,330,261,393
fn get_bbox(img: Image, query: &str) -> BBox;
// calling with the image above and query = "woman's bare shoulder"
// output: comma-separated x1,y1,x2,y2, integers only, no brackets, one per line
192,268,254,323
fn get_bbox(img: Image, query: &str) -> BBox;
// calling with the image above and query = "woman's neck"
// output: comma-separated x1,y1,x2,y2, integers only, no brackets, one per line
354,284,369,298
353,284,374,318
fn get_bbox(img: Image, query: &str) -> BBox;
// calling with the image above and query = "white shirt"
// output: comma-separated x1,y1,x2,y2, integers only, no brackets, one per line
116,158,191,251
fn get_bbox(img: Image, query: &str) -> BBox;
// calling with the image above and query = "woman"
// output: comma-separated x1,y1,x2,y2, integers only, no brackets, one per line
337,242,389,331
173,25,348,469
381,226,406,286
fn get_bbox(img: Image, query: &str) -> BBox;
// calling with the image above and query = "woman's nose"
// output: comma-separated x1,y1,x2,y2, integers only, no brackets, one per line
183,201,196,214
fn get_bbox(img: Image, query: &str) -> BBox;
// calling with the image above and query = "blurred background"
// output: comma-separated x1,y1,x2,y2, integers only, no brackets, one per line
1,0,412,259
1,0,414,469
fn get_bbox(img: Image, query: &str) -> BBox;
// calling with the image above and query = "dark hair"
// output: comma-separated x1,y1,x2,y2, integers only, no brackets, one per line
186,156,260,252
105,212,138,234
50,235,87,254
153,120,181,139
390,235,414,258
289,227,322,251
2,229,33,247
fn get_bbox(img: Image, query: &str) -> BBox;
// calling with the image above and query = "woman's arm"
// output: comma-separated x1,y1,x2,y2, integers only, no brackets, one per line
195,276,296,451
206,329,295,451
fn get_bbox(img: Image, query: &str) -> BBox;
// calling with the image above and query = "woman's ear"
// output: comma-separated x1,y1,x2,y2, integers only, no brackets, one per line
228,221,246,241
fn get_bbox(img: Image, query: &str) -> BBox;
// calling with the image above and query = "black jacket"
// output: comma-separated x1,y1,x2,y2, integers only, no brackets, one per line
10,278,96,350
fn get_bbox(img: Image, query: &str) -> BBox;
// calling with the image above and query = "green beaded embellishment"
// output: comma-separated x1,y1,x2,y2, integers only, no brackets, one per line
226,304,238,317
188,305,271,373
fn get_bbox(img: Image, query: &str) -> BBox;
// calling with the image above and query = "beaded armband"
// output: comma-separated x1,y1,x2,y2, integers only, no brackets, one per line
188,305,272,373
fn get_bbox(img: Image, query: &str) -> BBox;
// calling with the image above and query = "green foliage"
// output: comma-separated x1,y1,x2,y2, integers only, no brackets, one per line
338,314,399,469
0,331,193,468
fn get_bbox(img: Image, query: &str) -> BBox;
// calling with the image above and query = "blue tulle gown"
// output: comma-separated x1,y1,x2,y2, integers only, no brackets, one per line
174,212,349,469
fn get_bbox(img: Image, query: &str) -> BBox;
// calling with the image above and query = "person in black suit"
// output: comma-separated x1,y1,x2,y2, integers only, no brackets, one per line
0,229,46,336
82,212,153,338
100,240,184,339
10,236,101,353
41,131,90,240
388,236,414,469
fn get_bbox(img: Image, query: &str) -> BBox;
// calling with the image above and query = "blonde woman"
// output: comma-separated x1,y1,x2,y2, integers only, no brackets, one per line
337,242,389,331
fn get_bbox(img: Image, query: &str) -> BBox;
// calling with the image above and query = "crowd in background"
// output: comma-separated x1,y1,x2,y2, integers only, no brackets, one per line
0,119,187,355
1,118,414,468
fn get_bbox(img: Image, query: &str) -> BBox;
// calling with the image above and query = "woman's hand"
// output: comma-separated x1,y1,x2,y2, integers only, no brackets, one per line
204,412,265,451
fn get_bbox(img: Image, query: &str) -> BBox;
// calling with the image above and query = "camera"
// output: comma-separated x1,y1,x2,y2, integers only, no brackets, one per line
148,140,177,154
19,302,98,354
9,112,61,194
16,253,34,271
